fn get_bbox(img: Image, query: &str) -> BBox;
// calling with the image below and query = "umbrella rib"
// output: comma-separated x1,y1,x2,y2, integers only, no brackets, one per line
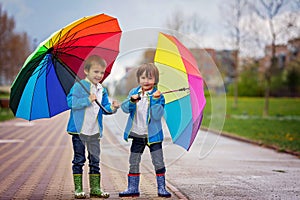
154,48,201,76
45,59,54,118
60,31,121,45
51,30,63,47
56,46,119,57
59,17,118,41
50,16,121,56
55,32,121,54
60,18,120,42
53,17,120,48
54,31,79,52
56,52,84,65
13,53,48,99
154,60,187,74
30,53,57,118
28,60,49,120
10,51,47,112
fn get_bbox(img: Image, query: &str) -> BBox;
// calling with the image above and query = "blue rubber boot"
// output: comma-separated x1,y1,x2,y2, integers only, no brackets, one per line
119,174,140,197
156,174,171,198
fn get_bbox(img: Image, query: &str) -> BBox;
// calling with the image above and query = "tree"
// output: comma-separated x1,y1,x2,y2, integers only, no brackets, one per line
220,0,248,108
0,4,31,85
285,57,300,97
249,0,297,116
228,61,264,97
165,10,206,45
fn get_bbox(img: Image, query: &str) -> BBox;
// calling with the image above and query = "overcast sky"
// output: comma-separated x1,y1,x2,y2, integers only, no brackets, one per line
0,0,229,84
1,1,299,76
0,0,225,49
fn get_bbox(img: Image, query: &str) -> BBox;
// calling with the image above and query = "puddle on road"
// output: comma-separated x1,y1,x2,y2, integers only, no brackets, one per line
0,139,25,143
14,122,35,127
0,121,35,127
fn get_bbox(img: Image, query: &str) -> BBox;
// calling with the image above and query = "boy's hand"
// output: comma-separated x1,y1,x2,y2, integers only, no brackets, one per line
112,100,120,109
130,94,141,103
153,90,161,98
89,94,97,102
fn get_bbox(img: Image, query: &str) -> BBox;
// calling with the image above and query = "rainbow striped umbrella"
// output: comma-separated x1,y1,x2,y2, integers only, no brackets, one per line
154,32,206,151
10,13,122,120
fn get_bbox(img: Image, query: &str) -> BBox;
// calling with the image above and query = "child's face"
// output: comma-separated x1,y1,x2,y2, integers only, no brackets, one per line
138,71,155,91
84,64,106,85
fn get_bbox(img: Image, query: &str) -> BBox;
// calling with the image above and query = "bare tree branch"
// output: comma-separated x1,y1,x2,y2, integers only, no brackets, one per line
165,9,206,42
0,4,31,85
248,0,295,116
220,0,249,108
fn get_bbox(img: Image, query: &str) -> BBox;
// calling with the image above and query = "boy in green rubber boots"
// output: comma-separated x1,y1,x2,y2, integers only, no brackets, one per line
66,55,119,198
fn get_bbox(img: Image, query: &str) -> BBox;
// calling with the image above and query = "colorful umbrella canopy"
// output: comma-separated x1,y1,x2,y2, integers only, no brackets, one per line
154,32,206,151
10,13,122,120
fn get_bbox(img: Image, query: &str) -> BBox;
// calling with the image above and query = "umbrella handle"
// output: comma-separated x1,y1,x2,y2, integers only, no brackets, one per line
145,87,190,97
161,87,190,95
74,80,117,115
68,75,117,115
122,87,190,104
95,99,118,114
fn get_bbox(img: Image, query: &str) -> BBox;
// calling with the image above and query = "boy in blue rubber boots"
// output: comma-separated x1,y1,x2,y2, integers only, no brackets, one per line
67,55,119,199
119,63,171,198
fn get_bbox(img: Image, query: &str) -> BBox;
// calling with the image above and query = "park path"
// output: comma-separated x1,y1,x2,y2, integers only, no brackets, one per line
0,112,186,200
0,110,299,199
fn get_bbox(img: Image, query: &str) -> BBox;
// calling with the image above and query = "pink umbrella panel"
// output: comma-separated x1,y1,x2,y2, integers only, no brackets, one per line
154,32,206,151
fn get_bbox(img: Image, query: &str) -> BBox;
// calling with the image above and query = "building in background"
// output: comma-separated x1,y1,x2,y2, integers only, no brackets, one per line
259,37,300,73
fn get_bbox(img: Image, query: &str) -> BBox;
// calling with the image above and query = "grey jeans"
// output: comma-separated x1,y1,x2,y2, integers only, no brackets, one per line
128,135,166,174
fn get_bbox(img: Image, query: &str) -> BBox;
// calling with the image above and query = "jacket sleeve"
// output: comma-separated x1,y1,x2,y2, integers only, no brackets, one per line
121,88,137,114
150,95,165,120
67,83,91,110
101,88,113,115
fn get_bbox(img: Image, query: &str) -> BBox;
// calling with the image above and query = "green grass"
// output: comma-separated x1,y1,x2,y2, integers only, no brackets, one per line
0,90,10,97
0,109,14,121
202,96,300,154
0,93,13,121
226,97,300,116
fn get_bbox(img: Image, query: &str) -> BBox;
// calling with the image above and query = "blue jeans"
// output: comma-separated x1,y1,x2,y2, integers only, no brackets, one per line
129,136,166,174
72,134,100,174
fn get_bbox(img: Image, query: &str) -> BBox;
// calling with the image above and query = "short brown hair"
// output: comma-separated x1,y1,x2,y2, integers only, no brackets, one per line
84,55,107,71
136,63,159,85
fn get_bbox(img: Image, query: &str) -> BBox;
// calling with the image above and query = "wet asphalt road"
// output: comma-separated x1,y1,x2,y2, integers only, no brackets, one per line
0,110,299,199
105,110,300,200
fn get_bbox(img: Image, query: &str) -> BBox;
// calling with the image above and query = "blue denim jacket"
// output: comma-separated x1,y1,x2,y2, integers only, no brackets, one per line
121,86,165,144
66,79,113,136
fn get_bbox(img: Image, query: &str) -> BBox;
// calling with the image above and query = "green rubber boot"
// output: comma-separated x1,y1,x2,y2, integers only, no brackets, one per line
89,174,109,198
73,174,86,199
